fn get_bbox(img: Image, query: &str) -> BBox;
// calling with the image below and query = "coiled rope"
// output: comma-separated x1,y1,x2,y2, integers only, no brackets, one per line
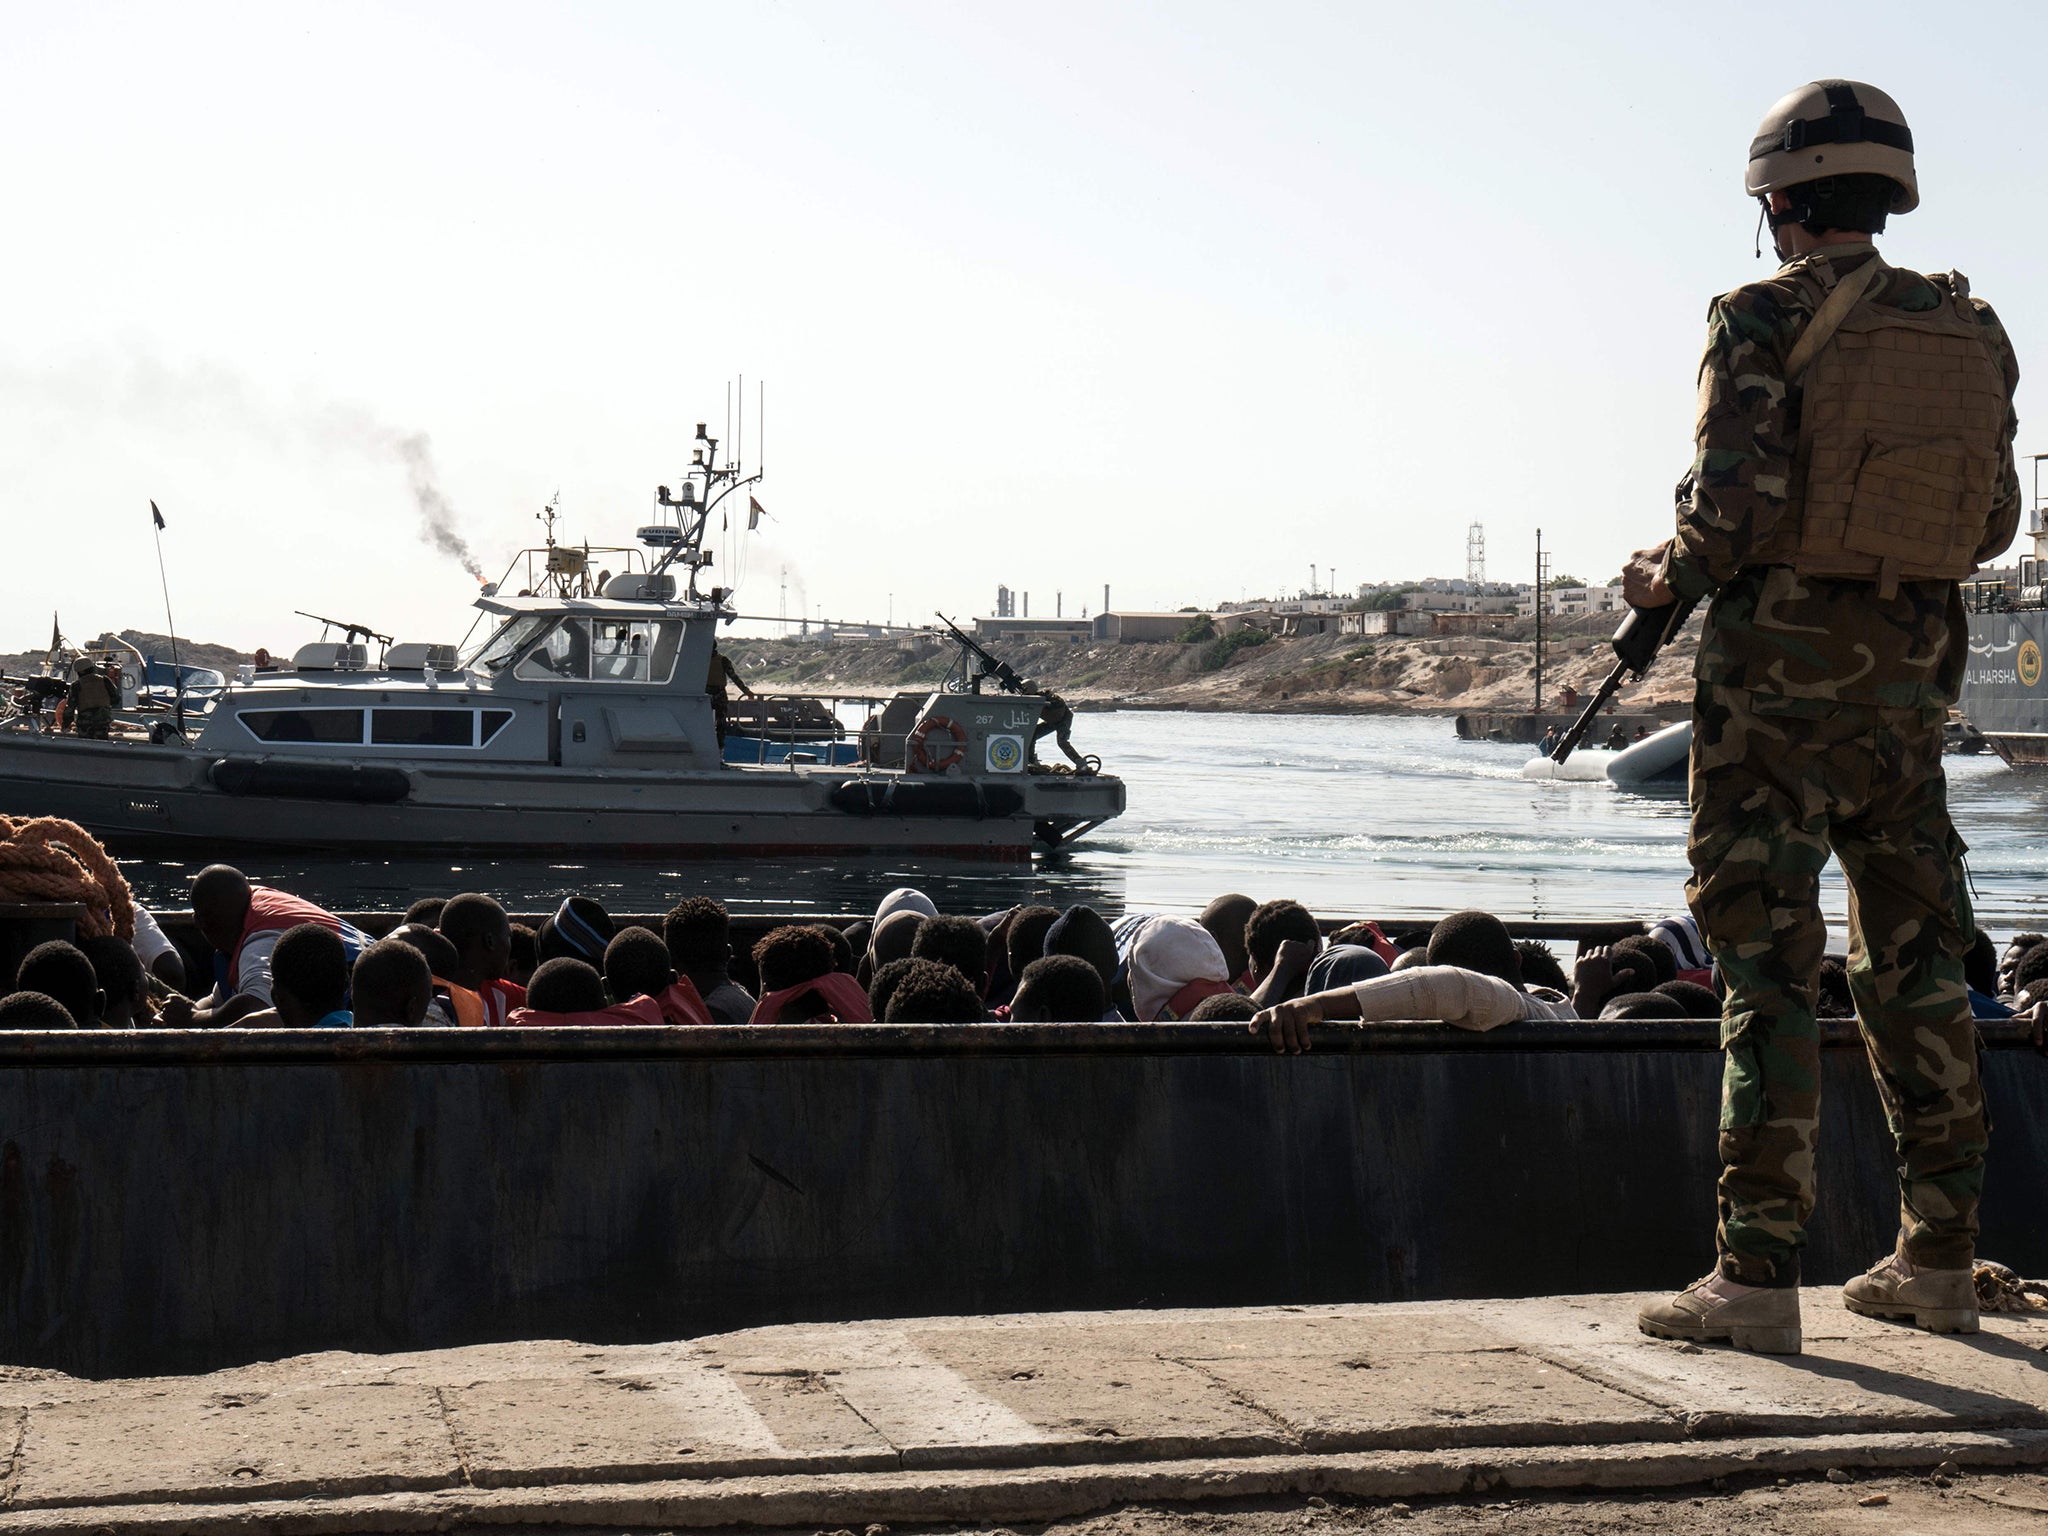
0,817,134,941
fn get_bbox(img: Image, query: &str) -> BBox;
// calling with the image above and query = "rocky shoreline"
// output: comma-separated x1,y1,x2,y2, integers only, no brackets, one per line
724,612,1701,719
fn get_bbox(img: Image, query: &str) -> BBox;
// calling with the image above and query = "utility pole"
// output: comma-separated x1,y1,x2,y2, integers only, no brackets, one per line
1533,529,1549,716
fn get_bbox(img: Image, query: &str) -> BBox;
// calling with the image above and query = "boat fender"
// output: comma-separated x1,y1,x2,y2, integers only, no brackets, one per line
210,759,413,804
907,715,967,773
828,779,1025,819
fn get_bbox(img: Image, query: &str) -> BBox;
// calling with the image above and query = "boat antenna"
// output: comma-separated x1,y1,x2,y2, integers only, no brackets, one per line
149,500,187,732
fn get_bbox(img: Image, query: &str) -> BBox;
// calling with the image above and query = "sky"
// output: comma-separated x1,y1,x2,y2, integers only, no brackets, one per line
4,0,2045,655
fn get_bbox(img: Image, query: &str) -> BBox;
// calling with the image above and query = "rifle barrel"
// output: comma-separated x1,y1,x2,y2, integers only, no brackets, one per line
1549,661,1627,765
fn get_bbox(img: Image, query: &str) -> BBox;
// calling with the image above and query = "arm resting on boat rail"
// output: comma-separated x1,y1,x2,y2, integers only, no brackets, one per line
1252,965,1580,1054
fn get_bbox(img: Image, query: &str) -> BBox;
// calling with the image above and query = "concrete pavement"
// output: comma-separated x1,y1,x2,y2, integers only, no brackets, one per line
1,1289,2045,1531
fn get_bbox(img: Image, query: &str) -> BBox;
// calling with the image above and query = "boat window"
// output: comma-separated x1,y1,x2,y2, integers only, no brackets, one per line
463,615,555,674
239,708,366,744
480,709,514,744
513,620,591,681
589,620,681,683
370,709,478,747
650,623,683,682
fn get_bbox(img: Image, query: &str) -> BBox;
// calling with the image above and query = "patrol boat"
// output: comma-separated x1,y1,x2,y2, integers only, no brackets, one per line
1960,458,2048,767
0,431,1124,858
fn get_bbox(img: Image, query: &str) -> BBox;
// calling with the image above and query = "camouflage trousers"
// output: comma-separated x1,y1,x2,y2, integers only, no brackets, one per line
71,707,112,740
1686,684,1986,1286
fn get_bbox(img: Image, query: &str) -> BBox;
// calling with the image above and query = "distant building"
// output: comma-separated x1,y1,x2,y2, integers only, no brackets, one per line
1217,596,1354,616
1517,584,1625,618
1355,577,1526,615
973,616,1092,644
1092,612,1200,643
1340,609,1433,637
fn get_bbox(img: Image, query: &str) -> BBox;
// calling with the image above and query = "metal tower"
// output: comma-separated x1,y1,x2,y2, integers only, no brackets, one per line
1467,522,1486,585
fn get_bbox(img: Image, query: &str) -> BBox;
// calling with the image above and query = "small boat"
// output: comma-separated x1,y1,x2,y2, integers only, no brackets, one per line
1,633,227,741
1605,721,1690,784
1519,722,1689,788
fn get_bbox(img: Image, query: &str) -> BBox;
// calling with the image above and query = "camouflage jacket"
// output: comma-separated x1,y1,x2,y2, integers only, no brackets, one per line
1660,242,2021,708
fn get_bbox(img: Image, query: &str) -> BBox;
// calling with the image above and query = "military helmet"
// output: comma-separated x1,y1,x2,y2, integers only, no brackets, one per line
1746,80,1917,213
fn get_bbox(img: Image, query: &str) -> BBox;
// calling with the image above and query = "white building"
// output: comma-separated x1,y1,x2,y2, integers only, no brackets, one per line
1516,584,1627,619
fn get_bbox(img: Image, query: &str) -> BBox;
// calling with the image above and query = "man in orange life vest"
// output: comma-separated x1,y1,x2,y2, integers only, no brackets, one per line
157,864,369,1028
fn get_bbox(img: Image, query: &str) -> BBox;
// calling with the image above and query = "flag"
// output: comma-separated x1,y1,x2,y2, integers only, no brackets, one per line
748,496,767,530
151,500,165,531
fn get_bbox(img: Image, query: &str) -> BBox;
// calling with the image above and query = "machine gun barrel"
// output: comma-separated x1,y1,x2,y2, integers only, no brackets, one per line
1550,597,1696,765
936,614,1027,694
294,610,395,646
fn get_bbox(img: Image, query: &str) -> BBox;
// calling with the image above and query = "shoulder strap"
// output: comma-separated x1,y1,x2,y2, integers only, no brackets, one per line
1784,261,1885,383
1942,268,1976,322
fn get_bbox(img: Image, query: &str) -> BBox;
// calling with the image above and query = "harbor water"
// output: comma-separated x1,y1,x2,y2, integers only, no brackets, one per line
116,712,2048,933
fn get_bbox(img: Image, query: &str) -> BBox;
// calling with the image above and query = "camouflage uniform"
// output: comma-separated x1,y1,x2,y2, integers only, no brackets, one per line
1662,243,2021,1285
66,670,117,741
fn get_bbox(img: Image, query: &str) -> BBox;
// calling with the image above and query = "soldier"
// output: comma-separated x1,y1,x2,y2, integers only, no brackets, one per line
1021,679,1087,771
705,646,755,747
65,659,118,740
1626,81,2020,1355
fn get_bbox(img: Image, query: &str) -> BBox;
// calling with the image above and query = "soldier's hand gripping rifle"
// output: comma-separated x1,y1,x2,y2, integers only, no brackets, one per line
937,614,1029,695
1549,597,1697,764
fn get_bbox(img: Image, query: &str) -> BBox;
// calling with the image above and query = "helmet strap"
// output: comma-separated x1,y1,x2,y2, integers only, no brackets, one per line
1754,199,1768,259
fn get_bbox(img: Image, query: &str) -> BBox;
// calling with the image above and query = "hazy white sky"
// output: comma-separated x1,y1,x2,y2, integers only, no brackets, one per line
5,1,2043,655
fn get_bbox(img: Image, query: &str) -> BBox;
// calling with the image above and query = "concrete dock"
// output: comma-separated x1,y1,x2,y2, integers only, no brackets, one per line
3,1290,2045,1532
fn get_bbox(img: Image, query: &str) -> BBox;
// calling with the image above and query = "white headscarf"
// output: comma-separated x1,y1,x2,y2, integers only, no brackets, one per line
1128,916,1232,1022
874,887,938,928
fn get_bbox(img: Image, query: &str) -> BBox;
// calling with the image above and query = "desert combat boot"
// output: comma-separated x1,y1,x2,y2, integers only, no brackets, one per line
1638,1273,1801,1355
1842,1243,1979,1334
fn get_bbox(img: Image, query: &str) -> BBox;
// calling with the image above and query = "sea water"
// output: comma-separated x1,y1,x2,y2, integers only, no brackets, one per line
115,712,2048,932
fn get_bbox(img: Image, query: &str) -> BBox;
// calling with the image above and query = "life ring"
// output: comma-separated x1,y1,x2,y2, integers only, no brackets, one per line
907,715,967,773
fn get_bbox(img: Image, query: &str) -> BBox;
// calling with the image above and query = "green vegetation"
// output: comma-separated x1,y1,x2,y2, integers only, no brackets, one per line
1200,627,1271,671
1342,644,1376,661
1366,588,1411,611
1174,616,1216,643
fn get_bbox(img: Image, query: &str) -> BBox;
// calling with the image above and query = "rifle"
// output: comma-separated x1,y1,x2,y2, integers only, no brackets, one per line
1550,598,1697,765
936,614,1030,695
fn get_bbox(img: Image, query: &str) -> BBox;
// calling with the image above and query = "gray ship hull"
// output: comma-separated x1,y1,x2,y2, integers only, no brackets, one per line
1961,609,2048,768
0,735,1123,858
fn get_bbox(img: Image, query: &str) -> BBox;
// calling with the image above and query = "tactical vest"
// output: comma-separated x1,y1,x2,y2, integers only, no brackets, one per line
1748,253,2007,598
72,674,117,710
